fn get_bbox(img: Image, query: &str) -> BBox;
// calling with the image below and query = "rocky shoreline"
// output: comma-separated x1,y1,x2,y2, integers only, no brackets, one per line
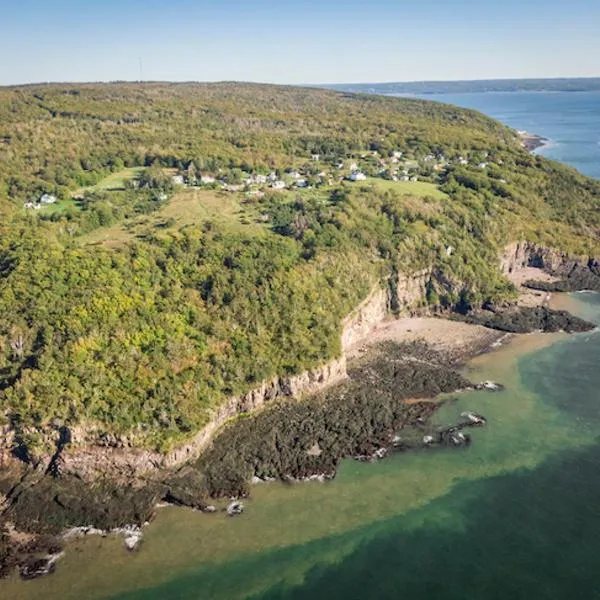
2,243,599,580
0,336,504,580
518,130,550,152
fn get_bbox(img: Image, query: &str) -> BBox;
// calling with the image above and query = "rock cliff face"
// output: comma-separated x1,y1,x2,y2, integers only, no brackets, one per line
500,241,579,276
55,269,434,478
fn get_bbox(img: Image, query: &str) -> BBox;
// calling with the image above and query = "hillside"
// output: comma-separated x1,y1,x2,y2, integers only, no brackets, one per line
1,82,600,456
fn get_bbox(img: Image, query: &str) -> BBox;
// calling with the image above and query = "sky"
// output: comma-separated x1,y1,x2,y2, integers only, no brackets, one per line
1,0,599,85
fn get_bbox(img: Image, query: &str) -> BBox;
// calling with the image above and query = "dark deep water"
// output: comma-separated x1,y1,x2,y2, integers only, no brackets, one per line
388,91,600,180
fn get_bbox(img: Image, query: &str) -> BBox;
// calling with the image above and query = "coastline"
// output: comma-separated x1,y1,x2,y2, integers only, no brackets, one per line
2,303,582,600
518,130,550,152
1,250,597,582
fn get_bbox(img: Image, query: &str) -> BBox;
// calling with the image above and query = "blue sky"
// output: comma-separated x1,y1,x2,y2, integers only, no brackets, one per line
1,0,599,85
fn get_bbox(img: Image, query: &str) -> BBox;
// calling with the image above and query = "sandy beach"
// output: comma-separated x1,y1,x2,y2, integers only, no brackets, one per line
347,316,508,364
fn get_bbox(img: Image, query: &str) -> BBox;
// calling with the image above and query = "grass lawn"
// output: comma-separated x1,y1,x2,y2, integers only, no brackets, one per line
82,189,265,248
72,167,145,196
33,197,82,216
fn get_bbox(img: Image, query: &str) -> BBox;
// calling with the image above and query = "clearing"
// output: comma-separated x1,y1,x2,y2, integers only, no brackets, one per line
82,189,265,248
368,179,448,200
72,167,145,197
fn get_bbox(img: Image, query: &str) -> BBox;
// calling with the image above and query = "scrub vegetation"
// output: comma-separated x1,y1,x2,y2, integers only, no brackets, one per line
0,82,599,453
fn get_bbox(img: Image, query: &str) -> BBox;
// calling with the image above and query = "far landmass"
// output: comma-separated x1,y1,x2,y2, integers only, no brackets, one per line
326,77,600,95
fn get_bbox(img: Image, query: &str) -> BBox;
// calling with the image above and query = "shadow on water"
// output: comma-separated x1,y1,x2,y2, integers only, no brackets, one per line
105,294,600,600
109,444,600,600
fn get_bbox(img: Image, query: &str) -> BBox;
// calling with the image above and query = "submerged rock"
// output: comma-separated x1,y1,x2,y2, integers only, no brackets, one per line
226,501,244,516
112,525,143,552
19,551,64,580
460,412,487,426
476,380,505,392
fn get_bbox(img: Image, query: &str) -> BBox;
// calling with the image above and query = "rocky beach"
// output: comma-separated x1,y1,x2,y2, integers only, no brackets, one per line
1,242,600,582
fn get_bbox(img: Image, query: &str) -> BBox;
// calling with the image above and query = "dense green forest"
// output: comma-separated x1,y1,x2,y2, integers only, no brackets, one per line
0,82,599,453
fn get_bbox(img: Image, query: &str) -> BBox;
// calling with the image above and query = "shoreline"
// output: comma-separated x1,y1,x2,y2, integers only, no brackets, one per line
518,130,550,152
0,276,593,581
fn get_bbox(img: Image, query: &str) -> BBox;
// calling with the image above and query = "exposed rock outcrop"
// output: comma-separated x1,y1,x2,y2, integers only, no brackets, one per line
56,270,435,479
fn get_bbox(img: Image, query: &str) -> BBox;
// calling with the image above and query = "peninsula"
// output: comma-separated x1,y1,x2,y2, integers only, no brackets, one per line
1,83,599,578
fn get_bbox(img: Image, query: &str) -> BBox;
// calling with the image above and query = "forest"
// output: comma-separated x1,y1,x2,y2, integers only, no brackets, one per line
1,82,599,454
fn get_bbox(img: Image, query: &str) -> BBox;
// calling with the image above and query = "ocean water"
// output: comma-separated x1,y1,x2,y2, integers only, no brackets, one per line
5,292,600,600
388,91,600,180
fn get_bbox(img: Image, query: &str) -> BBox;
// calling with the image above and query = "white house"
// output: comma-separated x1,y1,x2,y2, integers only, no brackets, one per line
40,193,57,205
410,176,418,182
289,171,301,179
171,175,185,185
295,179,309,188
246,174,267,185
350,171,367,182
200,174,216,184
311,154,320,161
478,162,488,169
400,176,410,181
267,172,278,182
271,180,286,189
392,151,403,159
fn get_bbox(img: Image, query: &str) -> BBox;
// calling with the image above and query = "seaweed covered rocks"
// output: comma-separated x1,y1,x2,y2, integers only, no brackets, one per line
456,306,594,334
525,263,600,293
197,341,472,497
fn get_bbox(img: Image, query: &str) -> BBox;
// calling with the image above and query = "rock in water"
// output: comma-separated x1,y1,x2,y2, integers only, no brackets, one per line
226,501,244,516
460,411,487,426
476,380,504,391
19,552,64,580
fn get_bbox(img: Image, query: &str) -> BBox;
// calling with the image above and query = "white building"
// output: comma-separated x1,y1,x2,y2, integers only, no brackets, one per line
200,174,216,184
40,193,57,204
311,154,320,161
295,179,309,188
171,175,185,185
392,151,403,159
349,162,358,172
271,180,286,189
350,171,367,182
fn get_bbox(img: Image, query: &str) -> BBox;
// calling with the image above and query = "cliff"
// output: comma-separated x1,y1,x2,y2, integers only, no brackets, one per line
54,270,434,479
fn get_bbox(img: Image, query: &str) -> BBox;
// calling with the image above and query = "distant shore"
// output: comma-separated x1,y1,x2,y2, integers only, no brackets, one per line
518,130,550,152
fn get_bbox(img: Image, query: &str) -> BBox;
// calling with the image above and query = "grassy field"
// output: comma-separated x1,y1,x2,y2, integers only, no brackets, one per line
368,179,449,200
36,197,82,216
72,167,145,196
83,189,265,248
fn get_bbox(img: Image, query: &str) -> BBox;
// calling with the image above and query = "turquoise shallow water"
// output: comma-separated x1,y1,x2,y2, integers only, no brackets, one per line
4,293,600,600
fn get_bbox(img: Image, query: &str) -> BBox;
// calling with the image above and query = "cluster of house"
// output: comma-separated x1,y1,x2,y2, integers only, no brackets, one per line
24,193,58,210
167,151,427,195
